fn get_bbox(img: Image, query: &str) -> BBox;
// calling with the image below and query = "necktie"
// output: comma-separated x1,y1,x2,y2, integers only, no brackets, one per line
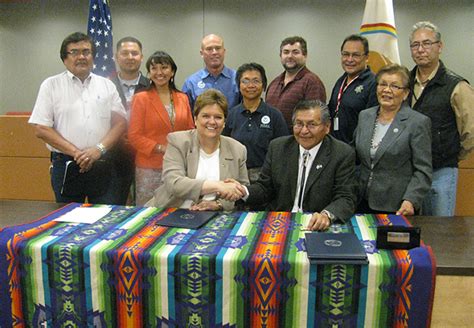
298,151,310,211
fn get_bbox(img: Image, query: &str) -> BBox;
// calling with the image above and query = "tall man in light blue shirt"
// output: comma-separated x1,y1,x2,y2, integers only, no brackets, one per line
182,34,240,111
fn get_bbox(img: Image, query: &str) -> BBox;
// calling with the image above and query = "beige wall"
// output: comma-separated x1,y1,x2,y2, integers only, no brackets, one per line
0,0,473,113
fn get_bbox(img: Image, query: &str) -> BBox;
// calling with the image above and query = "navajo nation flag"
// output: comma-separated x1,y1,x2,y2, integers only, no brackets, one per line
360,0,400,72
87,0,116,78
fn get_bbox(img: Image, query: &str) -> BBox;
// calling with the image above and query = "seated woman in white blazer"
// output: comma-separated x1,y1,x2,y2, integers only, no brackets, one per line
146,89,249,211
354,64,432,216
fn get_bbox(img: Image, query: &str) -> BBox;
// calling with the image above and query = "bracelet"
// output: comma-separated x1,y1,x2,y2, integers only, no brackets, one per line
95,143,107,156
215,199,224,211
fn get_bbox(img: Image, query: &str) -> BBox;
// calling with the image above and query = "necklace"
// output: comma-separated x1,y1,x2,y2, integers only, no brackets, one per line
371,111,385,150
370,119,380,150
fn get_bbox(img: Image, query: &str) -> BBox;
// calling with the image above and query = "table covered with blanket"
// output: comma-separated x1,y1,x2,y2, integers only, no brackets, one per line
0,204,435,327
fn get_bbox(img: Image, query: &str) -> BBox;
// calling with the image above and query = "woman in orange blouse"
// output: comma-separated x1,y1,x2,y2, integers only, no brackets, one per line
129,51,194,205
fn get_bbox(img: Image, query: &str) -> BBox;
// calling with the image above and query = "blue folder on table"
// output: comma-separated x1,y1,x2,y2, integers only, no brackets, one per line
156,209,218,229
305,232,369,265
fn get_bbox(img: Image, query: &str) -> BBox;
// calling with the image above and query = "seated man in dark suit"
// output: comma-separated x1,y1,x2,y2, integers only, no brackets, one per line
238,99,357,231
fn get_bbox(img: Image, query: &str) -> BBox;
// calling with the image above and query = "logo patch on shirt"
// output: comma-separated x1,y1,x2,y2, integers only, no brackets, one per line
260,115,271,129
354,85,364,94
197,80,206,89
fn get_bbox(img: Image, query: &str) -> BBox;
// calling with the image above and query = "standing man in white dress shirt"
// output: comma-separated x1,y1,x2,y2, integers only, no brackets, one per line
29,32,127,204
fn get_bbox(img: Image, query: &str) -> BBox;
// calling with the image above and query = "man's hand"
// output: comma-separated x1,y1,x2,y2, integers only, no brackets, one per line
306,212,331,231
74,147,101,173
223,178,247,198
216,180,244,201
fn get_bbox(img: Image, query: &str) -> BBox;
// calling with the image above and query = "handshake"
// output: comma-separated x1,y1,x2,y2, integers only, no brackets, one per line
215,178,247,202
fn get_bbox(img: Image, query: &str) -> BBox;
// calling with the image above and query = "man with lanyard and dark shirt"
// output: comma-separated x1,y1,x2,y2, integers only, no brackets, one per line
110,36,149,205
328,34,378,144
408,21,474,216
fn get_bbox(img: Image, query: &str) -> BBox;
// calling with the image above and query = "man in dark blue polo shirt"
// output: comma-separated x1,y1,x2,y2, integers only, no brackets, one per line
224,63,288,183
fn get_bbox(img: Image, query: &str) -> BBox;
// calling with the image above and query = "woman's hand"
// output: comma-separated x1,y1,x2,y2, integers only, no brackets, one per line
190,200,222,211
216,181,244,201
396,200,415,216
154,144,166,154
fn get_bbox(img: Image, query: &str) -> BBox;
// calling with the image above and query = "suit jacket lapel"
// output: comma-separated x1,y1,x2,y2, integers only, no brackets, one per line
219,137,236,180
304,137,331,196
187,130,200,178
358,108,378,167
150,90,172,131
287,140,300,203
372,104,409,166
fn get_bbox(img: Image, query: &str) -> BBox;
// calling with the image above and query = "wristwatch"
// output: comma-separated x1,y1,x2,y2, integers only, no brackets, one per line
95,143,107,156
215,199,224,211
321,210,335,223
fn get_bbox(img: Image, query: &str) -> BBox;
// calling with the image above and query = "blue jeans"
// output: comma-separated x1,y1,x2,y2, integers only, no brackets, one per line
422,167,458,216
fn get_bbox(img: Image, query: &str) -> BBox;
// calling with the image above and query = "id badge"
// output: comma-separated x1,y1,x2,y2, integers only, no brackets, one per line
333,117,339,131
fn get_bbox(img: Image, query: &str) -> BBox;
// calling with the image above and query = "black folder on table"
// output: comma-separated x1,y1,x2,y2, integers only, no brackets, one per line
305,232,369,265
156,209,218,229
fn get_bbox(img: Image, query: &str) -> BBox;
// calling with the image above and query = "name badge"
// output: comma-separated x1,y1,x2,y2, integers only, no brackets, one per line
376,226,421,249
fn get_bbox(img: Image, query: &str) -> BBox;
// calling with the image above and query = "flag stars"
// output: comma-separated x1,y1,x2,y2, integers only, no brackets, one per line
89,28,95,34
95,41,101,47
102,65,107,71
103,54,108,60
97,30,103,35
92,4,97,10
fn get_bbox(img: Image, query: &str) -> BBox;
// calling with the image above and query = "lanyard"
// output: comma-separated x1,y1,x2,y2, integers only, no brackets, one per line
334,75,359,116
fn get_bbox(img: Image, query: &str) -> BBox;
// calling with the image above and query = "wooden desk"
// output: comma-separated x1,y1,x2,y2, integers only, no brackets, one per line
409,216,474,276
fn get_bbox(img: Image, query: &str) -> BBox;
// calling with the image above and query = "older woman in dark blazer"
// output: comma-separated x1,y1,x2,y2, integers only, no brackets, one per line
354,64,432,215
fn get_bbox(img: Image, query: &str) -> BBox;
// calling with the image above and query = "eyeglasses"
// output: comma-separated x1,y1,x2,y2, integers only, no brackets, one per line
409,40,440,50
293,121,324,130
377,82,406,91
241,78,262,86
341,51,365,60
67,49,92,57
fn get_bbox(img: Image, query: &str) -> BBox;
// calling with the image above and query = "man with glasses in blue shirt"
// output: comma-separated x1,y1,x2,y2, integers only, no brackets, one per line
408,21,474,216
29,32,126,204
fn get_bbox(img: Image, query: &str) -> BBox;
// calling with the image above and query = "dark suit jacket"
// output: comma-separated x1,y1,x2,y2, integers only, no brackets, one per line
354,104,432,212
246,135,357,222
110,73,150,109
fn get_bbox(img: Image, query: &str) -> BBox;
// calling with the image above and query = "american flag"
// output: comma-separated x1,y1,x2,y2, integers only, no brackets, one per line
87,0,116,77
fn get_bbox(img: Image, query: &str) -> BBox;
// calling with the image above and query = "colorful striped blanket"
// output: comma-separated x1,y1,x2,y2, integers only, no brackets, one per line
0,204,435,327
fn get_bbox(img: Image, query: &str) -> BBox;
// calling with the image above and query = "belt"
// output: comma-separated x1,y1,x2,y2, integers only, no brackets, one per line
50,152,74,161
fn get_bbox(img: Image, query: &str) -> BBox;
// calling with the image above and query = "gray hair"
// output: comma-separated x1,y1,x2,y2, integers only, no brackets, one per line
410,21,441,42
292,99,331,124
